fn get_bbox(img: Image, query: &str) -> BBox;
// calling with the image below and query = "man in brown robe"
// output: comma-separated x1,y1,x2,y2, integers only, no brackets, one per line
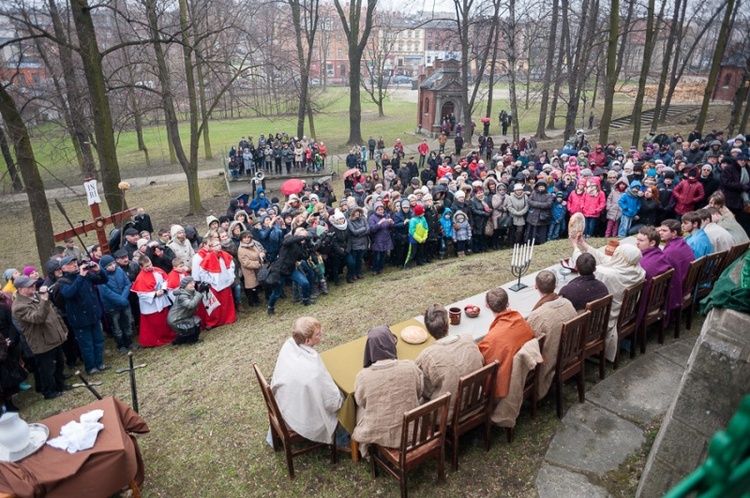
478,287,534,399
526,270,577,399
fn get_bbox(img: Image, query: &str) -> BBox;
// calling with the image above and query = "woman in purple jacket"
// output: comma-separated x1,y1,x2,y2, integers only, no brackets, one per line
368,201,394,275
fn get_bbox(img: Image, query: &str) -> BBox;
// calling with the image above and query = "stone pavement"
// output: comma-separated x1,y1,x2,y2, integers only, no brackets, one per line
534,336,696,497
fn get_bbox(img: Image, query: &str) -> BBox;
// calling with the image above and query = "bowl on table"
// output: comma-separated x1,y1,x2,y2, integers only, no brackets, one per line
464,305,481,318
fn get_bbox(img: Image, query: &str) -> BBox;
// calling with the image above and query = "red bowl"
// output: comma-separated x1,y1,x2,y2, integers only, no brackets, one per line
560,258,578,272
464,305,481,318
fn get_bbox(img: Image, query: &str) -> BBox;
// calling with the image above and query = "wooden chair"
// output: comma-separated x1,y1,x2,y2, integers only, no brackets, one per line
447,361,498,471
694,250,728,304
672,257,705,337
371,393,451,498
638,269,674,354
584,294,613,380
716,241,750,275
554,311,591,419
253,363,337,479
506,335,546,444
614,280,646,370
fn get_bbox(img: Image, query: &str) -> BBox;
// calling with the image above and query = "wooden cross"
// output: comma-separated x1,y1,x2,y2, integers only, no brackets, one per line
53,179,138,255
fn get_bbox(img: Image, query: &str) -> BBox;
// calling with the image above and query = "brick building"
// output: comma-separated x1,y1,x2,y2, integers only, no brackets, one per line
417,58,465,137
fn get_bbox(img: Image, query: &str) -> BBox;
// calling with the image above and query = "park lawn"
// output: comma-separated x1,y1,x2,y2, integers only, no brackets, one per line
23,84,641,189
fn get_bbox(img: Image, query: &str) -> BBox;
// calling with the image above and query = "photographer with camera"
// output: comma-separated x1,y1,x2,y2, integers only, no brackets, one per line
57,256,109,375
167,277,204,345
266,228,314,315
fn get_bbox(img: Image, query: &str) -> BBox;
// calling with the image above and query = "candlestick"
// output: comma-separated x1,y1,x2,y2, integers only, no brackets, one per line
512,244,518,266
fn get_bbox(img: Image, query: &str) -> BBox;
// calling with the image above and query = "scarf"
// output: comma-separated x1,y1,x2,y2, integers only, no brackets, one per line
131,267,168,293
532,292,558,312
199,249,233,273
363,324,398,368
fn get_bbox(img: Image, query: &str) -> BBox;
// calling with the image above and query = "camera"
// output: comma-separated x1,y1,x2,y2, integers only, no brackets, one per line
195,281,211,293
84,262,98,270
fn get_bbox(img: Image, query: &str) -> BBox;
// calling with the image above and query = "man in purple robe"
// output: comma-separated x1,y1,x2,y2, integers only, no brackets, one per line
635,226,673,327
658,219,697,320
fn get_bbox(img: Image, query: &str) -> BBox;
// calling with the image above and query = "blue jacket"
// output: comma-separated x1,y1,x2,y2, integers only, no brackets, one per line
618,181,643,217
248,188,271,215
253,223,284,262
440,208,454,238
99,266,132,312
58,270,108,329
685,229,713,258
551,198,566,222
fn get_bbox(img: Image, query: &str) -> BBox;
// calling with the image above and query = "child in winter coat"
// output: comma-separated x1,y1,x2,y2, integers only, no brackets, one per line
582,177,606,237
566,180,587,216
440,208,454,257
405,205,428,268
618,180,643,237
606,176,627,237
452,210,472,257
549,192,566,241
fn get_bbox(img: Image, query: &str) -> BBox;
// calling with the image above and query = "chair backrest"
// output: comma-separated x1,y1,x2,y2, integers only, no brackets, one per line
253,363,289,441
696,250,728,289
452,361,499,428
718,241,750,275
682,257,705,297
584,294,613,346
617,280,646,332
400,392,451,464
644,269,674,316
557,311,591,372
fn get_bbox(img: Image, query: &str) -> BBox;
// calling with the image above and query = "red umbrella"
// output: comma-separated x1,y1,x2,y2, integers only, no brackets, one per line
342,168,360,179
280,179,304,196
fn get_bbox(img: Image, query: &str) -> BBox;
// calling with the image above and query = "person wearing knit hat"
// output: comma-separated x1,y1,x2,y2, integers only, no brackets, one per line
405,203,428,268
3,268,19,293
22,266,43,289
99,254,137,354
168,224,195,272
167,276,203,345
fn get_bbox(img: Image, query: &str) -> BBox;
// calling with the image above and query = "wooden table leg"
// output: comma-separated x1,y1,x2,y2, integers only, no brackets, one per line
351,439,359,463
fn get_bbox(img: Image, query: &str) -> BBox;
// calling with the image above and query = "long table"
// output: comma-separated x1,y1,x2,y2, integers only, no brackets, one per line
319,240,632,461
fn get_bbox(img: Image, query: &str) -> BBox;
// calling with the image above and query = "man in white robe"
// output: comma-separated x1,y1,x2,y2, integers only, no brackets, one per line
270,317,344,445
571,237,645,361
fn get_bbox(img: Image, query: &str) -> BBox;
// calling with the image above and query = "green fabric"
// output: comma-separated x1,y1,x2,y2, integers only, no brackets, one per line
701,252,750,315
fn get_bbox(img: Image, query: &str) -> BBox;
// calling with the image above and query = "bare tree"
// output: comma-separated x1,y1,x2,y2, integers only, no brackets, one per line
535,0,558,139
0,123,24,192
632,0,667,145
598,0,619,144
361,15,398,117
0,83,54,264
696,0,737,130
332,0,378,145
289,0,320,138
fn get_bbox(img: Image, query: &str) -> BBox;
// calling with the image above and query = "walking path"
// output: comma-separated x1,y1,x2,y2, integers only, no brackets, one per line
534,335,696,496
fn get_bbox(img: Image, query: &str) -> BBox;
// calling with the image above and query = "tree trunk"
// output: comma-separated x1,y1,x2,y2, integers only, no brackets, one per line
536,0,559,139
307,100,317,141
696,0,736,130
740,90,750,134
145,0,202,214
48,0,97,180
291,0,309,139
332,0,376,146
651,0,682,133
728,54,750,134
0,86,55,265
69,0,123,213
598,0,619,144
659,0,688,123
632,0,661,144
563,0,593,141
548,0,568,130
0,124,24,192
507,0,520,142
485,23,500,120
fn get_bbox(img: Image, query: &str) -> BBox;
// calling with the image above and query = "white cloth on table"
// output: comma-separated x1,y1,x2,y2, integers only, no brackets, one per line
47,409,104,454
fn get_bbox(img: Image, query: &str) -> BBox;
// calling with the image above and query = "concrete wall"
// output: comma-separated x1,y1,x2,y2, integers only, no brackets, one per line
637,307,750,497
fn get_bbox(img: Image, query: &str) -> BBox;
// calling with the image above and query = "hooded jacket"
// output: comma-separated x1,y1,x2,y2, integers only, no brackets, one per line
347,208,369,251
452,210,472,241
368,203,394,252
619,180,643,217
607,177,628,221
504,191,529,227
440,208,454,238
582,177,606,218
249,188,271,214
99,260,132,312
672,170,705,216
527,181,554,226
567,180,587,215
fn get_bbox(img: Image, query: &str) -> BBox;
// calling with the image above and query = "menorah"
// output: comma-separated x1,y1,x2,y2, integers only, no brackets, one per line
509,239,535,292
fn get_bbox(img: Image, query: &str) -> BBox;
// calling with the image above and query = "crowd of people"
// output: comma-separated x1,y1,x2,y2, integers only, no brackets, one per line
1,125,748,413
228,134,328,177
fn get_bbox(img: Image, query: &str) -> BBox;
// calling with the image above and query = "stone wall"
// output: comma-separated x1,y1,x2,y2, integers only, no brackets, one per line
636,307,750,497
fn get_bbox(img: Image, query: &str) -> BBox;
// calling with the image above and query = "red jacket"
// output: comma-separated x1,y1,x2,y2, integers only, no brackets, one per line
418,142,429,155
582,190,606,217
671,178,705,215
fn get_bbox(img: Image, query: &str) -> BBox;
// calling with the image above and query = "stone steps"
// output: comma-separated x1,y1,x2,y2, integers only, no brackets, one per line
609,104,701,130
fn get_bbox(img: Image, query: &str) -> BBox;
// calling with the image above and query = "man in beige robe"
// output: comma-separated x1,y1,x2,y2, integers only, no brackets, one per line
526,270,577,399
415,304,484,418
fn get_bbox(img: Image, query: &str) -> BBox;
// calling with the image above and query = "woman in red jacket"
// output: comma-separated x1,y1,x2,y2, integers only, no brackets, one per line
582,177,606,237
671,167,705,219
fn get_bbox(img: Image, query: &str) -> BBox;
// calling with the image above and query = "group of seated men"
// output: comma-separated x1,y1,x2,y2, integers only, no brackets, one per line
268,198,748,456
